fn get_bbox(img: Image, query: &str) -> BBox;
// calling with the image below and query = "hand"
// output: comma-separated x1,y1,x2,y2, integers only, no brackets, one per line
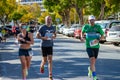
94,39,99,44
43,37,49,40
52,35,56,39
20,38,25,42
80,37,85,42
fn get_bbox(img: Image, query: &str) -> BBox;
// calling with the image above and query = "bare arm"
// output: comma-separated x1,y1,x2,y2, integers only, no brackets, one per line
26,33,34,44
100,35,104,40
52,32,57,39
36,32,41,39
17,34,25,42
80,32,85,42
36,32,48,40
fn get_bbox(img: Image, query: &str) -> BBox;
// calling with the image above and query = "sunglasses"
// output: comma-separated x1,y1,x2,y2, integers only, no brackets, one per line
21,25,27,29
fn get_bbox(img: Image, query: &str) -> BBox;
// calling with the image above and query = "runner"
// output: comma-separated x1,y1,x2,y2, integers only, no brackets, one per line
17,23,34,80
81,15,104,80
36,16,56,80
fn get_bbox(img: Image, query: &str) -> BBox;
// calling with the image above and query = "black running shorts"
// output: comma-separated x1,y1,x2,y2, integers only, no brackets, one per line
19,48,33,56
41,47,53,57
86,48,99,59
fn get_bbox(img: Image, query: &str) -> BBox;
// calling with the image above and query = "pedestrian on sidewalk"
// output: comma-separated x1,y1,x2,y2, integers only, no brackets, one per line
36,16,56,80
17,23,34,80
12,23,17,38
81,15,104,80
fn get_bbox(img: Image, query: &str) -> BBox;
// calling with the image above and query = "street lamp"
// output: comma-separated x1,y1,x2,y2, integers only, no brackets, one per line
4,15,6,26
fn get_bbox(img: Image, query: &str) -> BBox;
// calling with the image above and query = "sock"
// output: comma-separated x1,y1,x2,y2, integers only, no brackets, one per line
92,71,97,77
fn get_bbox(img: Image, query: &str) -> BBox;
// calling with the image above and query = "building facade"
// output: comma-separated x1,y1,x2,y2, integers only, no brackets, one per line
16,0,46,12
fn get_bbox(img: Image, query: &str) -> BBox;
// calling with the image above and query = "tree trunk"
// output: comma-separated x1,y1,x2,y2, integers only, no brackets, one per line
65,9,71,27
59,11,66,25
76,6,84,25
98,1,105,20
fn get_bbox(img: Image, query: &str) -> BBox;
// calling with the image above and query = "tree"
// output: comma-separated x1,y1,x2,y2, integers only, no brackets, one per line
0,0,17,24
38,11,49,24
43,0,72,27
105,0,120,19
16,3,41,23
12,12,23,22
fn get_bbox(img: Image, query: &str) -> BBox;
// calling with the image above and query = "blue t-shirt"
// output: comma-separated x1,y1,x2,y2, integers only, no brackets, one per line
38,25,56,47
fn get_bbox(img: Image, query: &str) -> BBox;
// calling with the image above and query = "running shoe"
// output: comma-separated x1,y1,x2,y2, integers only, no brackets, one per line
49,73,53,80
93,76,98,80
40,66,44,73
88,66,92,78
26,69,28,76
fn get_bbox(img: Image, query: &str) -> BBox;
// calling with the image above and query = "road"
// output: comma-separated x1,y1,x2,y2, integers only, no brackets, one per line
0,34,120,80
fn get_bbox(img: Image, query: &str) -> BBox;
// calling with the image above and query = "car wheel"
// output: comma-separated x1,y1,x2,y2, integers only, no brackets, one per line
113,43,119,46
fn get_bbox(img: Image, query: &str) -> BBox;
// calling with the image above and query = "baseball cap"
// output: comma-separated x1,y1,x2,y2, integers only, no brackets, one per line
88,15,95,20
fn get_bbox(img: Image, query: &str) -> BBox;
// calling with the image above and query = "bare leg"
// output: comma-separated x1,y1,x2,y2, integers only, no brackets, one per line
19,56,27,80
41,56,47,67
40,56,47,73
90,57,96,72
47,55,53,79
26,56,32,69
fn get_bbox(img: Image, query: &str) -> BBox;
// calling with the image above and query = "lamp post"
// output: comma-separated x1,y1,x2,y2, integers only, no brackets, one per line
4,15,6,26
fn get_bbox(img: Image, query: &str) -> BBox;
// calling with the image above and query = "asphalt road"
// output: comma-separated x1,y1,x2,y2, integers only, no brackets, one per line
0,34,120,80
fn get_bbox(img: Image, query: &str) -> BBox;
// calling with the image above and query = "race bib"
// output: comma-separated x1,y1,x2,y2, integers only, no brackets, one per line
28,50,33,56
89,39,99,47
45,32,53,40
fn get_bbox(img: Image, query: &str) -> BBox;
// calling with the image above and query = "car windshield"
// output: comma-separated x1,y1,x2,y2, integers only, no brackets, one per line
95,20,110,29
110,25,120,31
71,24,80,28
110,22,120,28
96,23,108,29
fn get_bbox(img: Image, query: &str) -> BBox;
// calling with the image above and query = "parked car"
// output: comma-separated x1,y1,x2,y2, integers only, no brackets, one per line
95,20,120,43
57,24,64,33
68,24,81,37
106,25,120,46
62,27,70,35
58,24,65,34
4,25,13,36
74,25,82,39
95,20,110,43
0,32,2,43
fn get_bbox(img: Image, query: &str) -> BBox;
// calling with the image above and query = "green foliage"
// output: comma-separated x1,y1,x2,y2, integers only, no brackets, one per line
12,12,23,21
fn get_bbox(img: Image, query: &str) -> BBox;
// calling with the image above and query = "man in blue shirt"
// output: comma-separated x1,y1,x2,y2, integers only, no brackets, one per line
36,16,56,80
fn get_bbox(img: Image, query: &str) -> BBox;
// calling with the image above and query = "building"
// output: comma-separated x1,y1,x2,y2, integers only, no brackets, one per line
16,0,46,12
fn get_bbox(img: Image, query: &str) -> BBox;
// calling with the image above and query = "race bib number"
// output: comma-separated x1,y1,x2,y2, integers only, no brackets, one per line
28,50,33,56
90,39,99,47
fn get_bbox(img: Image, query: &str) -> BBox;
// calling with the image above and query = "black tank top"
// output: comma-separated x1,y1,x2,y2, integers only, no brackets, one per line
19,32,31,44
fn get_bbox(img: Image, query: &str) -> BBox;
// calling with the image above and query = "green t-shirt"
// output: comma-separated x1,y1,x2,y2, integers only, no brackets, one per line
82,24,104,48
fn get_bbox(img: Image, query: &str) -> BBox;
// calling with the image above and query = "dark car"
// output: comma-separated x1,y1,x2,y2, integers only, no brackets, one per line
4,25,13,36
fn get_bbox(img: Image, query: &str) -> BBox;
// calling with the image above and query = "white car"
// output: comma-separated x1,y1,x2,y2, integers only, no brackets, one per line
95,20,120,44
95,20,110,43
68,24,81,37
106,25,120,46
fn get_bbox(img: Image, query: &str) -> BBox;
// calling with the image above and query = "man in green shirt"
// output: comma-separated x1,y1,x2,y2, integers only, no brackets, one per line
81,15,104,80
